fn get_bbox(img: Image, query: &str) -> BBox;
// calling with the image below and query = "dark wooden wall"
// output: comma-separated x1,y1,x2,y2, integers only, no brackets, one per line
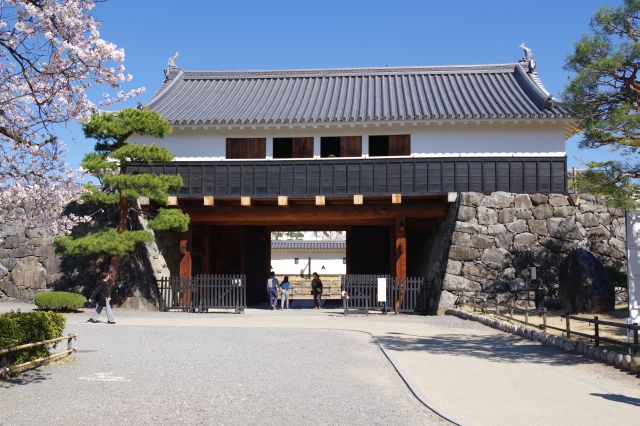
130,156,567,197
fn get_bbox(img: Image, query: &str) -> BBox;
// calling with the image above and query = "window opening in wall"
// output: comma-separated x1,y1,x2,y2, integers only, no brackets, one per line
226,138,266,159
369,134,411,157
320,136,362,158
273,137,313,159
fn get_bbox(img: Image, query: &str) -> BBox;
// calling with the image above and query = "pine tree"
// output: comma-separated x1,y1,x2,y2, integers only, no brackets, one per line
55,108,190,283
564,0,640,206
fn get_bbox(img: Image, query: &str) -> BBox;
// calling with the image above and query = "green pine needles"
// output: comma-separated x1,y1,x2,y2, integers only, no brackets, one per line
55,108,190,264
564,0,640,206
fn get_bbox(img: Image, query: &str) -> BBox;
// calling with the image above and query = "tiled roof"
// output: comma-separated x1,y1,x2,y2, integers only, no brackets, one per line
145,62,568,125
271,240,346,251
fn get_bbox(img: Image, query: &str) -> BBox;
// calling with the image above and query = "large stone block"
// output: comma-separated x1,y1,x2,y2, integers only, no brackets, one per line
452,231,471,245
481,248,512,270
559,248,614,313
449,245,481,261
455,222,486,234
463,262,498,281
3,235,27,249
437,290,459,314
481,192,515,208
0,279,18,298
498,208,517,224
527,219,548,236
579,202,607,213
458,205,477,221
469,234,495,249
446,260,463,275
514,194,533,209
495,232,514,249
443,274,482,292
515,209,533,220
506,219,528,234
587,225,610,241
530,193,549,206
548,194,570,206
576,212,600,228
514,233,537,250
547,217,582,240
461,192,484,207
487,224,506,235
553,206,576,217
11,256,47,290
532,204,553,220
477,207,498,225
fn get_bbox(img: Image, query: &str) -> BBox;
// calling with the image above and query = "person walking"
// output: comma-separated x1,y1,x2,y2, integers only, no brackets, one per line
280,275,291,310
267,271,279,310
88,271,115,324
311,272,323,310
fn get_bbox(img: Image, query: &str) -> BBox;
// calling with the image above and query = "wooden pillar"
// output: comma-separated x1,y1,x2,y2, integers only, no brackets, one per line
395,217,407,279
179,230,192,305
395,217,407,311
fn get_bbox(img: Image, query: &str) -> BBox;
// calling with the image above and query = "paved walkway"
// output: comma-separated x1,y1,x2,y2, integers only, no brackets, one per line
1,303,639,425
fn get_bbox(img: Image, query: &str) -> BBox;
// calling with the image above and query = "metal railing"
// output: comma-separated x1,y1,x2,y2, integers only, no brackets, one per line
341,275,426,314
157,275,246,313
0,334,78,379
459,295,640,354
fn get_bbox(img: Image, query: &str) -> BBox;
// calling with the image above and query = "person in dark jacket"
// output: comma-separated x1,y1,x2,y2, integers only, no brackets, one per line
88,271,115,324
311,272,323,310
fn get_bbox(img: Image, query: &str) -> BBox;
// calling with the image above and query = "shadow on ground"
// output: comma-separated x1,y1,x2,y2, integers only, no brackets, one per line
377,332,596,366
590,393,640,406
0,369,50,388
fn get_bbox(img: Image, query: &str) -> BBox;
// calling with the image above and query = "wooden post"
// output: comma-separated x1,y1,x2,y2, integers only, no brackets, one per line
542,308,547,331
634,323,638,354
179,232,192,306
394,217,407,311
566,312,571,339
594,316,600,346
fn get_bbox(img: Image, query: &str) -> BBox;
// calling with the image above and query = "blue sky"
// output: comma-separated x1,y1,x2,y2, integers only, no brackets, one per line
66,0,625,169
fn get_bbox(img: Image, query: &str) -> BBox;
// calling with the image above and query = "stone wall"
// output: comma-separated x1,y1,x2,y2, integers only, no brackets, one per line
0,224,60,301
439,192,626,309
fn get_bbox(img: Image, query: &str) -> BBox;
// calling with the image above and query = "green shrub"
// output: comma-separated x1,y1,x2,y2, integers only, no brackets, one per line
34,291,87,312
0,311,66,366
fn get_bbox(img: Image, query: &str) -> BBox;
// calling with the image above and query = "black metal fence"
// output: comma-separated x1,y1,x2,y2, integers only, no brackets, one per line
157,275,246,313
341,275,426,314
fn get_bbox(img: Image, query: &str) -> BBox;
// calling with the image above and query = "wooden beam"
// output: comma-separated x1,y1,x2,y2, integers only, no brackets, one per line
203,196,214,206
395,217,407,279
241,196,251,207
278,196,288,206
167,196,178,206
183,202,447,226
315,195,325,206
353,194,364,205
392,193,402,204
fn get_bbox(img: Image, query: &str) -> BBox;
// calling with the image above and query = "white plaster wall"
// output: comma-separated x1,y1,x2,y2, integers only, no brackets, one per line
271,250,346,276
128,121,567,160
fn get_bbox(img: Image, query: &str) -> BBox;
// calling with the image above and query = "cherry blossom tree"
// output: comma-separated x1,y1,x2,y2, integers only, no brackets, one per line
0,0,144,241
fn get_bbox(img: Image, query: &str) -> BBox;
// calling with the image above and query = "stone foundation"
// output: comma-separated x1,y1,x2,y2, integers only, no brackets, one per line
439,192,626,310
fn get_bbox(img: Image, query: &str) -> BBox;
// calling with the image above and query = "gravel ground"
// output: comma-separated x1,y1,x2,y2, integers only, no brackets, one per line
0,323,445,425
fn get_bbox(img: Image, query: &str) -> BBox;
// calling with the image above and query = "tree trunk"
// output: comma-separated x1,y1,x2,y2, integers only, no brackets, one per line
108,195,130,286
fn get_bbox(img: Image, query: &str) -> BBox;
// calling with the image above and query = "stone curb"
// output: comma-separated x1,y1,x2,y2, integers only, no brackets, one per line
446,308,640,374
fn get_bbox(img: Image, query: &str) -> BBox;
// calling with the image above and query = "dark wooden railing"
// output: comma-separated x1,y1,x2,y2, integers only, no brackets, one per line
157,275,246,313
341,274,426,314
129,156,567,198
459,295,639,354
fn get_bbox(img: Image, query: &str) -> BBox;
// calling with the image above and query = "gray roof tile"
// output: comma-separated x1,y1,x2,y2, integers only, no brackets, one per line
271,240,346,251
146,62,568,125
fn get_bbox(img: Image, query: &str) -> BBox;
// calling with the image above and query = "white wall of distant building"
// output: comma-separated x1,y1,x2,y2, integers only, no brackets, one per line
271,249,346,276
129,121,567,160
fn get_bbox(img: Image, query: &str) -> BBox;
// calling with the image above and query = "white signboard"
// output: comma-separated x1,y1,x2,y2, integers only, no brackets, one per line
627,210,640,325
377,278,387,303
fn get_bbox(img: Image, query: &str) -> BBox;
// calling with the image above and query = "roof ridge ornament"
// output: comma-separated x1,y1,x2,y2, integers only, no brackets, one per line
164,52,181,82
518,42,536,73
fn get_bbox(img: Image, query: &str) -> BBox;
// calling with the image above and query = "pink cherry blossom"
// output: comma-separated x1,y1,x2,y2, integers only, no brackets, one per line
0,1,144,241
